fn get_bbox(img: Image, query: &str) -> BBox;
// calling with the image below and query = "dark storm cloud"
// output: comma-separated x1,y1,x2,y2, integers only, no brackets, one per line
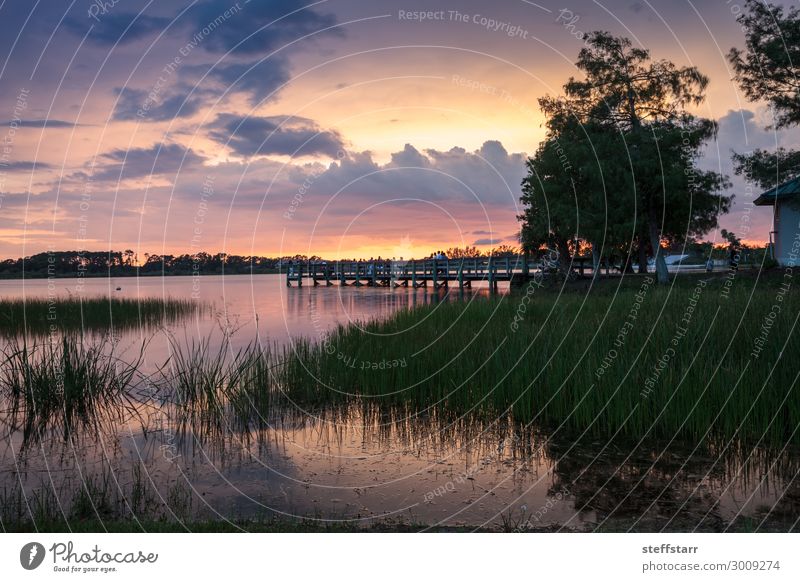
63,1,341,54
87,143,206,181
472,233,519,247
712,109,784,156
209,114,345,158
112,86,209,121
207,57,291,104
112,55,290,122
65,13,173,45
699,108,800,178
390,144,430,168
188,0,342,55
699,108,800,239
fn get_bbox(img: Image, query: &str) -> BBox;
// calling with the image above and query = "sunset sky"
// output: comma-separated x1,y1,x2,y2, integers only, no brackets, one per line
0,0,796,260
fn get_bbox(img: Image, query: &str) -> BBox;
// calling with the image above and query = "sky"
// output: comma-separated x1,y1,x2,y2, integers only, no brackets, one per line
0,0,796,260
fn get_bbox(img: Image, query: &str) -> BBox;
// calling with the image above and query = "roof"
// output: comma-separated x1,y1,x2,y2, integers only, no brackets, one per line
754,176,800,206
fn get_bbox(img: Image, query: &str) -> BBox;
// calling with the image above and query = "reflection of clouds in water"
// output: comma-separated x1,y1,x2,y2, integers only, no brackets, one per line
2,396,798,530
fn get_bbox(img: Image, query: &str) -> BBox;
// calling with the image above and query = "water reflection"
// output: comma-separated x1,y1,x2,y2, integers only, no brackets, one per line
0,274,504,359
1,395,797,531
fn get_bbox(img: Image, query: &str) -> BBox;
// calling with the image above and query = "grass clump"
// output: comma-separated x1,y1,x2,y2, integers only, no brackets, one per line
0,335,141,445
164,335,278,433
0,296,201,336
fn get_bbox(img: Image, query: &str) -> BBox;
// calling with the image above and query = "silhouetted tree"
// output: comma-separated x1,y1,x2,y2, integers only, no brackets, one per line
445,246,484,259
523,32,731,283
729,1,800,187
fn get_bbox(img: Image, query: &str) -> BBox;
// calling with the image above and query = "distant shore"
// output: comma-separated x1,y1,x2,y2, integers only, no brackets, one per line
0,269,282,280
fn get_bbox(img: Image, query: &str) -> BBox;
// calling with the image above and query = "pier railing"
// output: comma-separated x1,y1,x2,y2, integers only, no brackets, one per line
285,257,543,289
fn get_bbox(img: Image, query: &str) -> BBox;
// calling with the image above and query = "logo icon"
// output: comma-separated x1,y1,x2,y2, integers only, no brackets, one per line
20,542,46,570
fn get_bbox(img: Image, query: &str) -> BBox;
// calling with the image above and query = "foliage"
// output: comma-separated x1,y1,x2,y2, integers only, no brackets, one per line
444,246,484,259
732,147,800,190
729,1,800,188
520,33,731,281
721,229,742,247
519,119,631,272
547,32,709,130
489,244,519,258
0,336,142,445
439,245,520,259
728,0,800,130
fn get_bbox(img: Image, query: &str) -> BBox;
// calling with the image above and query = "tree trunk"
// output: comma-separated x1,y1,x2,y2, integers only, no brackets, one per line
637,240,649,274
623,250,635,273
556,237,573,279
648,219,669,284
591,241,601,278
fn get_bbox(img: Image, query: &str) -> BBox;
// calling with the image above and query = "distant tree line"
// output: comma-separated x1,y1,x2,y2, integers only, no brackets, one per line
0,247,525,278
0,250,309,278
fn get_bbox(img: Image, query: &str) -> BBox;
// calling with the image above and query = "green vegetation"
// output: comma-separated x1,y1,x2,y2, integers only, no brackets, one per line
280,274,800,445
0,466,193,531
0,336,141,445
520,32,732,284
0,296,201,335
165,335,277,433
729,0,800,186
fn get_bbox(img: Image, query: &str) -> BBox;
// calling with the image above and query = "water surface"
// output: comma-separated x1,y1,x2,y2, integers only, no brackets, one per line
1,275,797,531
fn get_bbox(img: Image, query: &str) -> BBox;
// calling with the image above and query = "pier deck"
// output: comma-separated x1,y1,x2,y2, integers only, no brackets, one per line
284,257,585,289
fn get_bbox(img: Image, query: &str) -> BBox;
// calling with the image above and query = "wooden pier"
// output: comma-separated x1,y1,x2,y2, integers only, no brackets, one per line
284,255,639,290
285,257,541,290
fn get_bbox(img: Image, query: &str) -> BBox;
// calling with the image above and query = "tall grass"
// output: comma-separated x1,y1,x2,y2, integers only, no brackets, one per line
0,336,142,444
0,296,201,335
163,335,278,434
278,274,800,445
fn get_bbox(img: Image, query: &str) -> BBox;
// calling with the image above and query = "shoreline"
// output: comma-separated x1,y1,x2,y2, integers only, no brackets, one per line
0,270,282,280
